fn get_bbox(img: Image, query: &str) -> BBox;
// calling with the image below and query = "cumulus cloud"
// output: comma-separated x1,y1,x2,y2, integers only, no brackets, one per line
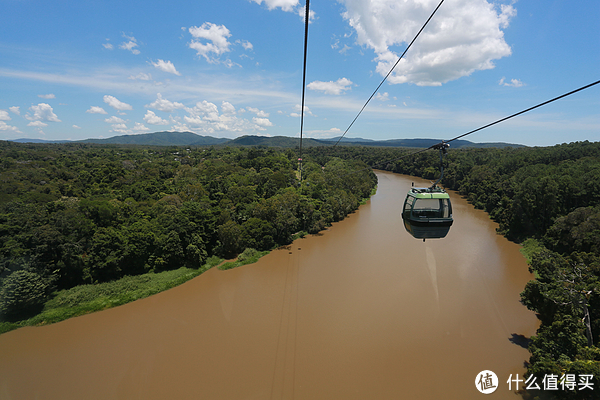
27,120,48,128
246,107,269,117
103,41,114,50
0,121,21,132
26,103,61,122
188,23,233,63
222,101,236,114
110,123,130,133
103,95,133,111
38,94,56,99
340,0,516,86
0,110,10,121
307,77,353,95
86,106,108,114
146,93,185,112
73,125,82,129
375,92,390,101
9,106,20,115
499,77,525,87
133,122,150,132
119,34,140,55
251,0,299,12
151,59,181,76
105,116,126,124
253,117,274,127
143,110,169,125
180,100,272,134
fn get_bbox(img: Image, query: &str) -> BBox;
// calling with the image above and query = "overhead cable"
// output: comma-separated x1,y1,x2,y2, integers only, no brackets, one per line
333,0,446,147
298,0,311,182
331,79,600,178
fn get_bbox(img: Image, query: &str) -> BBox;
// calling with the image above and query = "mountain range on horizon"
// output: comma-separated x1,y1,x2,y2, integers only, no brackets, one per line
6,131,527,149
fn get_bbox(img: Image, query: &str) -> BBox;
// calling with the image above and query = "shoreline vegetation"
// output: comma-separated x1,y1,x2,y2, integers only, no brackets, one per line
326,141,600,398
0,186,378,335
0,143,377,333
1,140,599,397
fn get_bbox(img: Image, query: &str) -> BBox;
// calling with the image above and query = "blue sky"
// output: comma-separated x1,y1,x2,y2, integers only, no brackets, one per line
0,0,598,146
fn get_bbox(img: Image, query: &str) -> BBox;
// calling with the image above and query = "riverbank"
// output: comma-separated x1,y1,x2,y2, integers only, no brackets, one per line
0,187,378,335
0,258,223,334
0,170,537,400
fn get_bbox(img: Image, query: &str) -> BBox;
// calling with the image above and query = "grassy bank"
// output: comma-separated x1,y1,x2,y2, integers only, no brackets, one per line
0,186,378,336
0,256,223,335
218,248,271,271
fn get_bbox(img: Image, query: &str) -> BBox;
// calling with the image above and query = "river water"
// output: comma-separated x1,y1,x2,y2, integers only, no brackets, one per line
0,171,537,399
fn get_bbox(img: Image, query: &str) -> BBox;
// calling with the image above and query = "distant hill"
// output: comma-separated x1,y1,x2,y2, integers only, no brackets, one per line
319,137,524,148
11,138,69,144
226,135,329,147
78,131,229,146
8,132,525,148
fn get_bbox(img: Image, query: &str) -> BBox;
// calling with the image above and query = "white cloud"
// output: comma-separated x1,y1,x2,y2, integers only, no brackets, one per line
128,72,152,81
133,122,150,132
246,107,269,117
103,95,133,111
340,0,516,86
27,120,48,127
73,125,82,129
0,121,21,132
222,101,236,114
119,34,140,55
170,122,192,132
143,110,169,125
253,117,274,127
298,5,316,23
86,106,108,114
151,59,181,76
110,123,130,133
38,94,56,99
186,100,220,121
251,0,298,12
146,93,185,112
180,99,273,134
188,23,232,63
105,116,126,124
307,77,353,95
9,106,20,115
375,92,390,101
238,40,254,51
0,110,10,121
26,103,61,122
499,77,525,87
103,41,114,50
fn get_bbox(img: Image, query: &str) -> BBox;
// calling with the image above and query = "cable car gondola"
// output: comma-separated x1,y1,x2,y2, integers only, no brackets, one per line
402,185,453,240
402,142,453,241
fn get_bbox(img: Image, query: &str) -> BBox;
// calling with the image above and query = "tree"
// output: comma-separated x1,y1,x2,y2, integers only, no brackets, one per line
0,270,50,321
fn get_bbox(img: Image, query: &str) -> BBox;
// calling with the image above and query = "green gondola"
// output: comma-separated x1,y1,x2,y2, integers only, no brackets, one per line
401,142,453,240
402,186,453,240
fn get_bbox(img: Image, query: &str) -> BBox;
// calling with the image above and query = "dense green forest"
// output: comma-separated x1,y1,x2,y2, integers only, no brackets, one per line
0,142,376,324
309,141,600,399
1,139,599,398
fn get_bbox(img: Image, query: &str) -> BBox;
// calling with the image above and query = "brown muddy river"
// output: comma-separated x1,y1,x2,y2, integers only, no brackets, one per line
0,171,537,399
